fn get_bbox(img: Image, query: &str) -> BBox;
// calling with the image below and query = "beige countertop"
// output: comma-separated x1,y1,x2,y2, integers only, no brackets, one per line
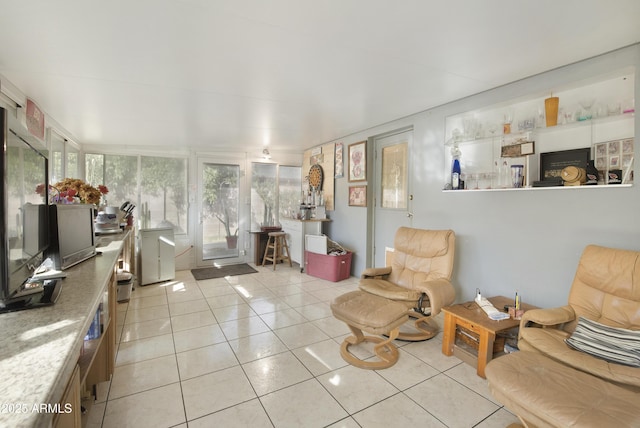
0,231,127,427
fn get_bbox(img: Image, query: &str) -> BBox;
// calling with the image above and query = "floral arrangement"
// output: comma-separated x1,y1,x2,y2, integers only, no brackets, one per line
36,179,108,205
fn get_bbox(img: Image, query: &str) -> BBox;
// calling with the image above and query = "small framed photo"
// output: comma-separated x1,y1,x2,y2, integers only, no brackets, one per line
596,143,607,157
609,155,620,167
348,185,367,207
520,141,535,156
608,140,620,155
501,141,535,157
348,141,367,182
622,139,634,154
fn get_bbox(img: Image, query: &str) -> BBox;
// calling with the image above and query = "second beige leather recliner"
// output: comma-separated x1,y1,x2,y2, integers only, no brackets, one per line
359,227,456,341
485,244,640,427
518,244,640,388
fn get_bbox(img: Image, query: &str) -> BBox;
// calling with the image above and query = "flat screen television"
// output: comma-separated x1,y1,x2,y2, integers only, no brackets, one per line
47,204,97,270
0,107,57,312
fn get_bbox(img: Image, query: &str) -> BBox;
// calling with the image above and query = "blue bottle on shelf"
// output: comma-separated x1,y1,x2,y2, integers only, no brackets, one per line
451,145,462,190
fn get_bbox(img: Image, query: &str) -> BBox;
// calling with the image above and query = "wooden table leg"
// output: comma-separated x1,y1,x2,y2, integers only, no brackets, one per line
477,329,495,378
442,312,456,356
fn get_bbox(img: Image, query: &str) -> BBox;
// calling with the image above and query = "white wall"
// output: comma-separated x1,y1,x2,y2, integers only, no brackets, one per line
325,44,640,309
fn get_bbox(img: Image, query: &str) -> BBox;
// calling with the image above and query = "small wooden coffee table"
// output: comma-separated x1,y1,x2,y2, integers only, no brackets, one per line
441,296,536,378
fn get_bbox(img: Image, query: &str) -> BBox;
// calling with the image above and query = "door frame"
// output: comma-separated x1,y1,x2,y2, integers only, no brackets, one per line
195,155,248,267
370,127,414,268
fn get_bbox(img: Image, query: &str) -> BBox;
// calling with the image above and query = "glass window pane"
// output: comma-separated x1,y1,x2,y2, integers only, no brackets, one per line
202,163,240,259
103,154,138,207
141,156,188,233
279,166,301,219
251,163,277,229
85,153,104,185
66,146,79,178
49,132,64,183
381,143,408,209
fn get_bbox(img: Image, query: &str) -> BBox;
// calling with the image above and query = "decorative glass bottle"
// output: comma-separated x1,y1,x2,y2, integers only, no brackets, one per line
451,145,462,190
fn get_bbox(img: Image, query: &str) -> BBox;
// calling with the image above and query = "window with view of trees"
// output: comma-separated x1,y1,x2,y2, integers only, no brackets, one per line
50,132,80,182
85,153,104,185
50,133,64,184
202,163,240,258
279,166,302,219
85,153,188,233
251,163,276,228
66,145,79,179
141,156,188,233
250,163,301,228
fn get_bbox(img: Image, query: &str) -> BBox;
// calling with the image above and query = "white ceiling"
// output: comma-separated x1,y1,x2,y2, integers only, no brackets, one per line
0,0,639,154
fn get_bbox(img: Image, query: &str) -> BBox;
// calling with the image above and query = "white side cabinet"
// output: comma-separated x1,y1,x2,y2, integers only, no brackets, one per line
280,219,329,272
138,227,175,285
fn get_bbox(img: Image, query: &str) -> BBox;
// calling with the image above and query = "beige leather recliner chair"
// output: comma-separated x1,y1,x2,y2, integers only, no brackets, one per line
359,227,456,341
485,244,640,427
518,244,640,388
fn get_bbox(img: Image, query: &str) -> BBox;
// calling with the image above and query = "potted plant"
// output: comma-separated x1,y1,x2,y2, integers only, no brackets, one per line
203,171,239,250
215,197,238,249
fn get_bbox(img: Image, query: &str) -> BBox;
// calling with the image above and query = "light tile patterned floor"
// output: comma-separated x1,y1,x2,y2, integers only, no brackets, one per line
86,263,519,428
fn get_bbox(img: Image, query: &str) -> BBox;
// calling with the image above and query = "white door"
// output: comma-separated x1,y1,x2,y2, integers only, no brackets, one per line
196,157,246,266
372,129,413,267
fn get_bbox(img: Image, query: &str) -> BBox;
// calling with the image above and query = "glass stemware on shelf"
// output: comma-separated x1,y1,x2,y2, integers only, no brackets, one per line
578,98,595,121
487,122,499,137
462,116,479,140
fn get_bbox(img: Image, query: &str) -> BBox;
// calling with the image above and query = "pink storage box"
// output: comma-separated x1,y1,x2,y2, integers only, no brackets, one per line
304,251,352,282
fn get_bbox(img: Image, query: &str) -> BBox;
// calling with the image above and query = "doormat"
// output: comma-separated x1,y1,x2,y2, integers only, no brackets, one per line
191,263,258,280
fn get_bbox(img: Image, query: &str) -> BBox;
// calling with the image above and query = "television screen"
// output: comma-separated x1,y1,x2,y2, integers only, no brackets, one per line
21,203,48,260
0,107,50,304
48,204,96,270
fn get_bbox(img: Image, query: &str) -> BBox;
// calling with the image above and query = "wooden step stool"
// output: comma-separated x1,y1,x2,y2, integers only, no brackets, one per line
262,231,292,270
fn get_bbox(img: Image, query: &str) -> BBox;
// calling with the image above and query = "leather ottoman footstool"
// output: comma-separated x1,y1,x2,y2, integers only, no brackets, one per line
485,351,640,428
331,290,409,369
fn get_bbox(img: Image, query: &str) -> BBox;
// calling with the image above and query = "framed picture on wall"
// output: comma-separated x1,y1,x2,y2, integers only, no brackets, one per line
539,147,590,181
335,142,344,178
348,185,367,207
381,142,408,209
348,141,366,182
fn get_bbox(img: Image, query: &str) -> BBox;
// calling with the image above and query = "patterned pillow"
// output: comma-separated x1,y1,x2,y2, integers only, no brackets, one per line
565,317,640,367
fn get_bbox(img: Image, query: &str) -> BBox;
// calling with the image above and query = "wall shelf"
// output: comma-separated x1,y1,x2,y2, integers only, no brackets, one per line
444,70,635,191
443,184,633,193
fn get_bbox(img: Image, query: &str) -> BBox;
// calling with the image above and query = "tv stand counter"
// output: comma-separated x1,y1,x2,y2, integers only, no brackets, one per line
0,230,131,428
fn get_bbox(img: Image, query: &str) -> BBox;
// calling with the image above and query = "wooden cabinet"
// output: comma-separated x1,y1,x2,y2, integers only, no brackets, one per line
79,264,116,394
50,270,115,428
0,230,132,427
53,364,81,428
56,230,131,427
250,230,277,265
